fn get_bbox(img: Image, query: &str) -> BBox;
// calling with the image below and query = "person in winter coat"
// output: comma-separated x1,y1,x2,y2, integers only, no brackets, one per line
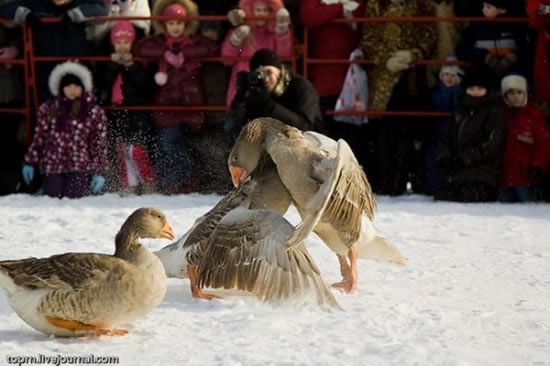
225,48,326,141
527,0,550,107
222,0,292,109
0,0,109,101
97,21,157,194
134,0,218,194
455,0,528,80
21,61,108,199
435,66,507,202
498,74,550,202
425,60,464,195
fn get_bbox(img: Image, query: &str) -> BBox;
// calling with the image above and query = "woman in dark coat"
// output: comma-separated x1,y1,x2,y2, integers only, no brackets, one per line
435,67,507,202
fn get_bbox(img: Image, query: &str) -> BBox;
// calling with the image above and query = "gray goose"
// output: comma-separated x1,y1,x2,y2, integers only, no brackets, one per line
156,140,346,308
228,117,407,293
0,208,175,337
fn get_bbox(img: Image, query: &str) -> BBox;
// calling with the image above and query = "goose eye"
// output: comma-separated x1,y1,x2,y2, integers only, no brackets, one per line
232,155,238,162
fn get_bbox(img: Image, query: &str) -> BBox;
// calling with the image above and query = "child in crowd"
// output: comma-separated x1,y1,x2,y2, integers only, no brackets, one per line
499,74,550,202
456,0,527,79
425,59,464,195
134,0,218,194
222,0,291,108
21,61,108,198
435,66,507,202
98,21,157,195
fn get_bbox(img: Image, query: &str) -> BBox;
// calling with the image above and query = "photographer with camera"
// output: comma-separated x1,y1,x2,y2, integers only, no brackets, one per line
225,48,326,141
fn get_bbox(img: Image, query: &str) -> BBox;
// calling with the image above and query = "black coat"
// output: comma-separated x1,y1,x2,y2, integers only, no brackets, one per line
438,94,507,186
98,61,156,143
227,70,326,140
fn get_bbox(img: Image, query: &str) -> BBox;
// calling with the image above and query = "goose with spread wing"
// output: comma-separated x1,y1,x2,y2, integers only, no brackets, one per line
228,117,407,293
0,208,175,337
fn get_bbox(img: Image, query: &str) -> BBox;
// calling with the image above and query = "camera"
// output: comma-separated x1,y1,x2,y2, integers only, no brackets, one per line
247,70,265,87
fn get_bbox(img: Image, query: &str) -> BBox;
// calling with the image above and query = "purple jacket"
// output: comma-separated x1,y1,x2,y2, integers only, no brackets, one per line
24,92,108,175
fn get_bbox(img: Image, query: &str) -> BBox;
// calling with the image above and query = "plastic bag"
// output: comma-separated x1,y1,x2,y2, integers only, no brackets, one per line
334,48,368,125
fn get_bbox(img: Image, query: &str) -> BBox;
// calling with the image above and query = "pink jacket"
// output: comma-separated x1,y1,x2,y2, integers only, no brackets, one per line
221,0,292,108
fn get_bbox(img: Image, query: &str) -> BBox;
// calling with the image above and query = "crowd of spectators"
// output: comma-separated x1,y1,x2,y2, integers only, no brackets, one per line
0,0,548,203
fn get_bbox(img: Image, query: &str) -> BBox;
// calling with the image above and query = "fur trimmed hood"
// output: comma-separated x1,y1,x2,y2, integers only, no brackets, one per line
239,0,284,31
48,61,93,97
152,0,199,36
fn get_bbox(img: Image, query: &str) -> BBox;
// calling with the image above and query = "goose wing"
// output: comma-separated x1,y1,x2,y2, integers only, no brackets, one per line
0,253,126,291
197,208,340,309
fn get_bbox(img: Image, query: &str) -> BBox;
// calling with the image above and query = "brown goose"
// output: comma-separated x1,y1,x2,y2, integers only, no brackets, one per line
156,140,346,307
0,208,175,337
228,117,407,293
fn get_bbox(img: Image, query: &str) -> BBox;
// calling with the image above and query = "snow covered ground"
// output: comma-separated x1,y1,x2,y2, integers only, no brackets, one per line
0,193,549,366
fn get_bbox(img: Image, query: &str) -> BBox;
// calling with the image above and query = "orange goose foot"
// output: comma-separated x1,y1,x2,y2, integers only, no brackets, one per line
46,316,128,336
191,287,222,300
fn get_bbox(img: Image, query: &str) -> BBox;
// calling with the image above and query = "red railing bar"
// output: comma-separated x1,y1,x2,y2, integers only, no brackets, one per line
30,55,295,63
0,59,26,65
0,108,27,114
104,105,226,112
39,15,278,23
333,16,527,23
326,110,450,117
305,59,469,65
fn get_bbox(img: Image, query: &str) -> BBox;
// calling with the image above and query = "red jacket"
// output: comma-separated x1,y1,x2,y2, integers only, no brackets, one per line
300,0,365,97
500,103,550,188
134,34,219,131
527,0,550,102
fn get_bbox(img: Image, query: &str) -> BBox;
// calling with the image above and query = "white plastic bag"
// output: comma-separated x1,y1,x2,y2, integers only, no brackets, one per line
334,48,368,125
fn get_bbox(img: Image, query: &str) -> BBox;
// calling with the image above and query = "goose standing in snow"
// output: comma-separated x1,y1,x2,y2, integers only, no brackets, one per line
228,117,407,293
155,140,346,308
0,208,175,337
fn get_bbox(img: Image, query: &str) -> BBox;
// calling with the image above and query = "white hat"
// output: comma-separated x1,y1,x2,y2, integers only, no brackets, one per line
48,61,93,97
439,57,464,84
501,74,528,107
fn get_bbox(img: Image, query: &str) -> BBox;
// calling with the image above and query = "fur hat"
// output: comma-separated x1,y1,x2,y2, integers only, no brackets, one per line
439,56,464,83
110,21,136,45
250,48,282,70
462,66,494,90
483,0,511,11
48,61,93,97
501,74,528,106
152,0,199,36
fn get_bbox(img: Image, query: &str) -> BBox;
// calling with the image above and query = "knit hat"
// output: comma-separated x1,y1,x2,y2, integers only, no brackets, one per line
462,66,494,90
250,49,282,70
162,3,186,17
439,57,464,83
501,74,528,106
110,21,136,45
48,61,93,97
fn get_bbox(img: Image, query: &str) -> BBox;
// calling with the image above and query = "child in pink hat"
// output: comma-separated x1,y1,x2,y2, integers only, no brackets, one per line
97,21,158,194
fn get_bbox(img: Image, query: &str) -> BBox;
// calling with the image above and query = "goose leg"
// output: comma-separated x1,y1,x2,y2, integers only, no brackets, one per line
46,316,128,336
331,248,358,293
187,265,222,300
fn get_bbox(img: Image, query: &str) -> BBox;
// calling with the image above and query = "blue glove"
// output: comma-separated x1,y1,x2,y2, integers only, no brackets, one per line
22,164,34,185
90,175,106,194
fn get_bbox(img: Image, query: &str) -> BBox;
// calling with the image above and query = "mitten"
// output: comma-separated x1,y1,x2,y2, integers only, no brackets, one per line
230,25,250,47
90,175,106,194
340,0,359,12
494,53,517,76
155,72,168,86
21,164,34,185
120,52,134,67
227,8,246,26
527,165,543,180
320,0,340,4
393,50,414,65
484,53,499,69
164,50,184,68
386,55,409,73
275,8,290,35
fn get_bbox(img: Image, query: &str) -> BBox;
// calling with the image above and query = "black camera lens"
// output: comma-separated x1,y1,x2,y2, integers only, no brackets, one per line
247,70,264,86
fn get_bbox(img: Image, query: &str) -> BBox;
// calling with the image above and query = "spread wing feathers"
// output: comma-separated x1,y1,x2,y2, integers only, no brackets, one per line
323,139,377,245
182,180,257,266
0,254,126,291
197,208,341,310
284,139,347,251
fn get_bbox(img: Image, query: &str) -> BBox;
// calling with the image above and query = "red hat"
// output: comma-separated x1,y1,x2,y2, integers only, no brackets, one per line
162,3,187,17
110,21,136,44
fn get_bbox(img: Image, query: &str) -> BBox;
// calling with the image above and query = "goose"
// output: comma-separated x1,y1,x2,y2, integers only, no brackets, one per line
228,117,407,293
156,139,346,308
0,208,175,337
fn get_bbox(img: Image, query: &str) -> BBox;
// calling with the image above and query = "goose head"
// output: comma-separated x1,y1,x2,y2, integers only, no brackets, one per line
229,118,284,187
115,208,175,258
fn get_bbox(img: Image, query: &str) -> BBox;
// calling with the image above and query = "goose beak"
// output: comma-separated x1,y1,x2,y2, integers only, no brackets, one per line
160,222,175,241
229,165,248,188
